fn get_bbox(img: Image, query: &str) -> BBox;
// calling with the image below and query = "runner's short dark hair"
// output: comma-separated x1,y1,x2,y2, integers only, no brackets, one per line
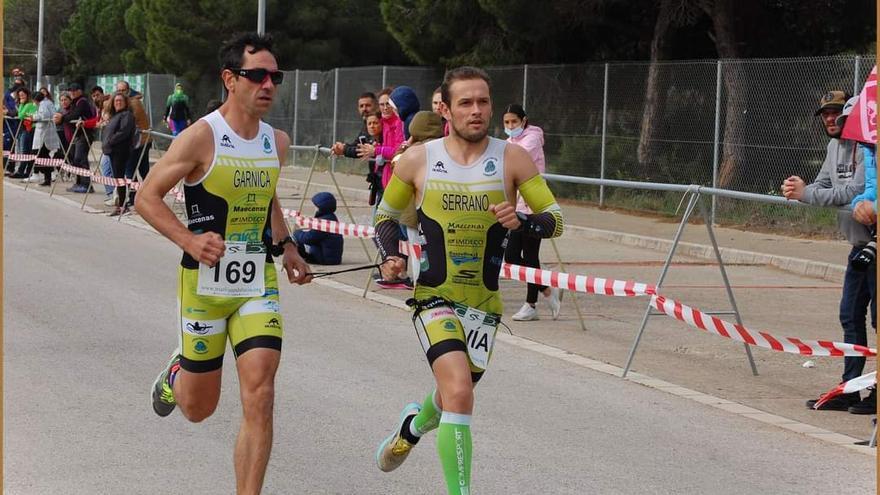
219,32,277,71
359,92,377,102
440,66,491,106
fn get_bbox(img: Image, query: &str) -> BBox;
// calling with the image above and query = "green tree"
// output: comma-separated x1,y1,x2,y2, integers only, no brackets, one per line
3,0,77,79
59,0,139,79
378,0,652,66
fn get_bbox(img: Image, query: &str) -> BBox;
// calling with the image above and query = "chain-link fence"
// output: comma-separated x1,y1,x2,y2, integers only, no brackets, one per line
21,55,873,234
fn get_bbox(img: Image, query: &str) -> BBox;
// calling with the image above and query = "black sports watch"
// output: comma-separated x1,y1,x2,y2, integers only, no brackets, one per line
271,235,297,256
512,211,529,232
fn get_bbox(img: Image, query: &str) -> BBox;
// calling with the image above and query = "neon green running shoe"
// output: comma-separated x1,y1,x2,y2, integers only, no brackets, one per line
151,349,180,417
376,402,421,472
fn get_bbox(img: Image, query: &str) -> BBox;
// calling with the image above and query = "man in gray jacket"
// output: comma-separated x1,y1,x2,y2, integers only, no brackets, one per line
782,90,875,413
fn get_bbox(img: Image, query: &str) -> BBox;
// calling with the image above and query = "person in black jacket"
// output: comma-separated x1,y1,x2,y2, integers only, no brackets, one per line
103,92,136,215
53,83,95,192
330,92,377,159
293,192,344,265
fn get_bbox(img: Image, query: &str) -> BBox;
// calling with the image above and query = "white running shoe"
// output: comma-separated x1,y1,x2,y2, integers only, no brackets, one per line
512,302,538,321
376,402,421,472
546,287,562,320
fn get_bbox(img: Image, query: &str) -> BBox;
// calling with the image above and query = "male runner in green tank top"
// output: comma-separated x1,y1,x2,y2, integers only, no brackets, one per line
136,33,312,495
373,66,564,494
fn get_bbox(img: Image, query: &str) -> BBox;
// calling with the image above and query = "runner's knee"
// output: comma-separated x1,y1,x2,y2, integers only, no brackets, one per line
438,381,474,413
240,382,275,420
178,395,220,423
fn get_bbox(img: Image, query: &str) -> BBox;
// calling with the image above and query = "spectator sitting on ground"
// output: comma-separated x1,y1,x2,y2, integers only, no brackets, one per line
164,83,192,136
357,87,403,189
330,91,377,158
781,90,874,414
293,192,344,265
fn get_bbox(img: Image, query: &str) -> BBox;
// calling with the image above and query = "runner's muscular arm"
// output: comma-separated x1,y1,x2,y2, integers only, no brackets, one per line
135,121,226,266
489,143,564,238
270,130,312,285
373,144,425,280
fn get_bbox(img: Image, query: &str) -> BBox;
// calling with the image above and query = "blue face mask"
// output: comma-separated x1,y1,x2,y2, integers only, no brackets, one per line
504,126,524,138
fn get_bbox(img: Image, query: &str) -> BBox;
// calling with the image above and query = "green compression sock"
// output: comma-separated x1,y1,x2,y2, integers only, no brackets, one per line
436,412,472,495
411,389,441,436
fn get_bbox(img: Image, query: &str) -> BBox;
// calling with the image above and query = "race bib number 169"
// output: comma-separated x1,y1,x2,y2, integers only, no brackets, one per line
197,241,266,297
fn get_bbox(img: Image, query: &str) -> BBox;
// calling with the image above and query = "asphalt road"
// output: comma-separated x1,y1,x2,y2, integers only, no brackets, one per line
4,185,876,494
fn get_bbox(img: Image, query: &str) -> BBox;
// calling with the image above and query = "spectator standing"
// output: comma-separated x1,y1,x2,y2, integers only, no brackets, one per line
358,87,404,189
164,83,193,136
293,192,344,265
38,87,52,104
502,104,561,321
782,90,874,413
389,86,420,141
90,86,105,110
117,80,152,208
4,75,26,174
30,91,62,186
91,87,116,202
57,92,73,150
102,92,136,216
330,91,377,158
10,88,38,179
364,110,384,208
431,86,449,136
54,83,95,193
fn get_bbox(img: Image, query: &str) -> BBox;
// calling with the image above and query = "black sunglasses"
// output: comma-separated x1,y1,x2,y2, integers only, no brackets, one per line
230,68,284,85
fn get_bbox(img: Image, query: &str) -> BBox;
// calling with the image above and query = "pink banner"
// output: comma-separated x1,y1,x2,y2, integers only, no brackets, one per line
841,65,876,144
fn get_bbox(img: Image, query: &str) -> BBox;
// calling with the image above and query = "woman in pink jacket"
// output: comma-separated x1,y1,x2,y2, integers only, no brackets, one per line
358,87,404,189
502,104,562,321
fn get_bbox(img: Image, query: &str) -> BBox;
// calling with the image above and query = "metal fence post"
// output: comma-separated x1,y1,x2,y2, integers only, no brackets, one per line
854,55,862,96
522,64,528,110
711,60,722,225
332,68,339,173
599,63,608,207
292,69,300,166
381,65,387,89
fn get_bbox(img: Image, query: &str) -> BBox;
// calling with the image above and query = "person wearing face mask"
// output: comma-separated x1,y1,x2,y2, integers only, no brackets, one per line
781,91,873,413
501,104,562,321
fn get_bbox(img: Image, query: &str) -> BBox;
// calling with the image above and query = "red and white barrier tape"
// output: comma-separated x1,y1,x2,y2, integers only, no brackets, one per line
812,371,876,409
502,263,656,297
282,208,375,238
650,294,876,357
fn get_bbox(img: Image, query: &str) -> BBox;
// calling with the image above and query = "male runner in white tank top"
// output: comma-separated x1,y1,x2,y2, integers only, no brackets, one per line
136,33,312,495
